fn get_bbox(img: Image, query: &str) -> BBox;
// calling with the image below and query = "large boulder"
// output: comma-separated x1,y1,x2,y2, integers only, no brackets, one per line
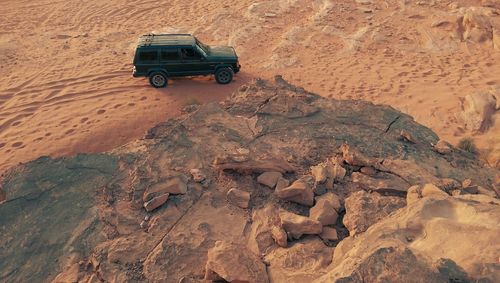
205,241,269,283
343,190,406,236
460,92,497,132
462,8,494,43
317,194,500,282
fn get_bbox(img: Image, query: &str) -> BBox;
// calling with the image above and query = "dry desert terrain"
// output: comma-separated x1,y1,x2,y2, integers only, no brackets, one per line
1,1,500,282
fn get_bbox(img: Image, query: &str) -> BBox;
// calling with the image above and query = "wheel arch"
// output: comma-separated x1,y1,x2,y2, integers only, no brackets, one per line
147,68,169,77
214,64,234,72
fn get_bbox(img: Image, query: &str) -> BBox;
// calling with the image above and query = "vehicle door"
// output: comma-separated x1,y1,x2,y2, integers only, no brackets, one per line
179,47,212,75
160,48,182,76
134,48,159,75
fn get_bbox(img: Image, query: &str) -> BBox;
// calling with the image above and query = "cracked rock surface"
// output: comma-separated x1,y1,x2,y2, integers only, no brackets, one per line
0,77,499,282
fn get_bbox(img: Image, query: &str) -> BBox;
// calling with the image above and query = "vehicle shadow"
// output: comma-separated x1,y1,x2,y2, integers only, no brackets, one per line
152,71,254,105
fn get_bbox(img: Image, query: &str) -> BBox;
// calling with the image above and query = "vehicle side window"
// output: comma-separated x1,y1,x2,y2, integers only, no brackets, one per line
181,48,201,60
138,50,158,62
161,49,180,61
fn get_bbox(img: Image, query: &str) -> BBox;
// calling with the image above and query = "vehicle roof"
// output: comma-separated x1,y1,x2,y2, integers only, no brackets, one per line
137,34,196,48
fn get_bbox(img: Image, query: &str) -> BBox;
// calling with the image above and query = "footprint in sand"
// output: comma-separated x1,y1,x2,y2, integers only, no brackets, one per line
65,129,75,135
11,121,22,126
34,137,43,142
12,141,23,148
45,132,52,137
140,96,147,101
113,104,122,109
0,142,5,148
80,117,89,123
97,109,106,114
128,103,136,106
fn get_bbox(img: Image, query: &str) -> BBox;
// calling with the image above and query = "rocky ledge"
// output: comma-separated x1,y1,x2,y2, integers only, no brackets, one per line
0,76,499,282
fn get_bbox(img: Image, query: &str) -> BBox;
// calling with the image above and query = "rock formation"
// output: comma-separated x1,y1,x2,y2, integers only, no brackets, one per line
0,77,498,282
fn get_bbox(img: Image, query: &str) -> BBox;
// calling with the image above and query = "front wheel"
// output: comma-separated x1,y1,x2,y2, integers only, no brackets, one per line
149,72,168,88
215,68,234,84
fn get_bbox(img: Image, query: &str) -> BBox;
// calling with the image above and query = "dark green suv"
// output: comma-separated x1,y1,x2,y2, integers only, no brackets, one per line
132,34,241,88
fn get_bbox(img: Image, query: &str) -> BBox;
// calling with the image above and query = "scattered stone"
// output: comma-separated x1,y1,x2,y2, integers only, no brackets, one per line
279,210,322,239
329,163,347,181
421,183,449,198
275,176,315,206
399,129,416,143
310,197,339,226
144,177,187,202
319,227,339,241
316,192,341,212
271,226,288,248
257,171,283,188
311,160,346,189
189,169,206,183
341,144,373,166
434,140,452,154
227,188,250,209
143,193,169,212
343,191,406,236
205,241,269,283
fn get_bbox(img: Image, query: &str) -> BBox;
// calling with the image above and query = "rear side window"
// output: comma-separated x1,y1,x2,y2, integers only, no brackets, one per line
138,50,158,62
161,49,180,61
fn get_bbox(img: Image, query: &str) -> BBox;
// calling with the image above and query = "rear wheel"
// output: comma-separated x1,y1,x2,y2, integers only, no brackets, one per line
149,72,168,88
215,68,234,84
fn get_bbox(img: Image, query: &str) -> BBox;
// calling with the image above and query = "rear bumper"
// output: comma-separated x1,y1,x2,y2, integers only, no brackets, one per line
132,67,145,77
234,63,241,73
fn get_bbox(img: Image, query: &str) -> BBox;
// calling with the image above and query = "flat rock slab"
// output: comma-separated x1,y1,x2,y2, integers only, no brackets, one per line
0,77,498,282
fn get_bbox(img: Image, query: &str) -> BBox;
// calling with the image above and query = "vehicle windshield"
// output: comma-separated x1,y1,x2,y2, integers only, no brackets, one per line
195,38,210,54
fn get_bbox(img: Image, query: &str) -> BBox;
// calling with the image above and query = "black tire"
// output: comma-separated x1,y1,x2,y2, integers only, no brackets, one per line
215,68,234,84
149,72,168,88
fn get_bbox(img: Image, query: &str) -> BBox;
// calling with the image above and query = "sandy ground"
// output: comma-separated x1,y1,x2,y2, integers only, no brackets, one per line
1,0,499,173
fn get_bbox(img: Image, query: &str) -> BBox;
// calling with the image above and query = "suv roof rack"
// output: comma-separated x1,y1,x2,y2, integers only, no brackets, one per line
138,33,195,47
